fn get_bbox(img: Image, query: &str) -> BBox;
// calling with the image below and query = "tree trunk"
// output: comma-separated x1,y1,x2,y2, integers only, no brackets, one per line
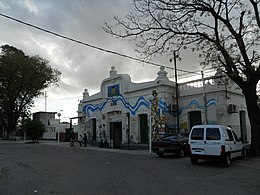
6,115,17,139
243,85,260,156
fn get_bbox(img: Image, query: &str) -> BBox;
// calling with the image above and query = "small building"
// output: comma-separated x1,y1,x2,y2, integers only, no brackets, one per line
77,66,250,148
33,111,74,141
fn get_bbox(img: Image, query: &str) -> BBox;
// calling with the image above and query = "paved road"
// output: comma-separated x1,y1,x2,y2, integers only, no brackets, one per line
0,140,260,195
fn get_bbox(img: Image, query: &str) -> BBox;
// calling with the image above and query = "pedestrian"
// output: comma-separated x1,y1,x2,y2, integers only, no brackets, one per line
70,130,75,147
83,132,87,147
78,134,83,147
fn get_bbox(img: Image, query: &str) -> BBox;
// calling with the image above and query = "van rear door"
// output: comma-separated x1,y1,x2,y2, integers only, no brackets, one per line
205,128,221,156
189,128,205,155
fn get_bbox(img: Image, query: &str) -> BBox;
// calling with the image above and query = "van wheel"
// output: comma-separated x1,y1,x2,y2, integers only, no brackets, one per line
179,149,185,158
191,156,198,165
223,153,231,167
156,152,164,157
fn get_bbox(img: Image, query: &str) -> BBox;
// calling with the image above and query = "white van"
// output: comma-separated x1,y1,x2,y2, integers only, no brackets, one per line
188,125,245,167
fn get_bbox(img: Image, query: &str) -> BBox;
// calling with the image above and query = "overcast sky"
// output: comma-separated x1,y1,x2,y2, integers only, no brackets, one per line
0,0,203,122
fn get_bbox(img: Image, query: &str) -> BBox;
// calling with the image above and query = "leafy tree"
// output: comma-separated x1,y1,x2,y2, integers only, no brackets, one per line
104,0,260,156
0,45,61,139
26,119,45,143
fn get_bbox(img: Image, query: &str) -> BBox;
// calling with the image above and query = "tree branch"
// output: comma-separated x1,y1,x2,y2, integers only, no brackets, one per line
249,0,260,28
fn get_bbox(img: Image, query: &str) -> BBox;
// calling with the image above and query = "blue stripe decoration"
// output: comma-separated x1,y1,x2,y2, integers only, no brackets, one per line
82,94,216,117
152,99,216,116
83,93,150,117
177,98,216,116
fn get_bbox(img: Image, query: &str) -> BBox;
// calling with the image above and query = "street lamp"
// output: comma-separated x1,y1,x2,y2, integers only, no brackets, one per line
147,94,154,155
170,51,179,133
57,110,63,145
126,112,130,150
201,71,208,124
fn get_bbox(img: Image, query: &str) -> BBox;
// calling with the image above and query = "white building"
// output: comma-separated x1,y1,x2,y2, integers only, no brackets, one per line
77,66,250,148
33,112,74,141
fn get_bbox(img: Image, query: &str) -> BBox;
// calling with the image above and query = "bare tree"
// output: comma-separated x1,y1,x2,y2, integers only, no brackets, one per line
104,0,260,156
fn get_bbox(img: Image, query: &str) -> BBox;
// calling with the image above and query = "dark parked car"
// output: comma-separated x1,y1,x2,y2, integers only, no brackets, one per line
152,134,189,157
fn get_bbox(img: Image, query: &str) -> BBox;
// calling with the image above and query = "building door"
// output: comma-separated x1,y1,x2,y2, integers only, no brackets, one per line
189,111,202,129
139,114,148,143
110,122,122,148
91,118,97,141
239,111,247,143
65,128,71,142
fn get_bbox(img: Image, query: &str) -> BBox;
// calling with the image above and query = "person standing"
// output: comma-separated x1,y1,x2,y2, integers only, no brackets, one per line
78,134,83,147
70,130,75,147
83,133,87,147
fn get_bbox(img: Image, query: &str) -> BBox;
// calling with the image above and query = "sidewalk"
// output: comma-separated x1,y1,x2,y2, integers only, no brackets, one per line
40,140,151,156
0,139,150,155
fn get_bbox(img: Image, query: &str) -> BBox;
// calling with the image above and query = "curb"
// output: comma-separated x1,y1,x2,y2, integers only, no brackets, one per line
41,140,151,156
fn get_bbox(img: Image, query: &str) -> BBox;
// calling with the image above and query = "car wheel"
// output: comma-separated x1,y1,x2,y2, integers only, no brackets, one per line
223,153,231,167
179,149,185,158
156,152,164,157
191,156,198,165
241,148,246,160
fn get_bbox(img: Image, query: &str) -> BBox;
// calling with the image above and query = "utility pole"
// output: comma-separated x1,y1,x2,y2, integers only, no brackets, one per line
57,110,63,145
44,91,47,112
201,71,208,124
173,51,180,133
126,112,130,150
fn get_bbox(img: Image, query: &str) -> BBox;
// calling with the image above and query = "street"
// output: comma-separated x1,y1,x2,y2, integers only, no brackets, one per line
0,141,260,195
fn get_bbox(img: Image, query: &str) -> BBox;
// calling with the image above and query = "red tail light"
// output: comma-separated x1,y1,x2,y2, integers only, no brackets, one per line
188,144,191,153
221,145,225,154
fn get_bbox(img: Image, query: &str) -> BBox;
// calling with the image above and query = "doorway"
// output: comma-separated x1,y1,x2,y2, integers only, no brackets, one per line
189,111,202,129
91,118,97,141
239,111,247,143
139,114,148,143
110,122,122,148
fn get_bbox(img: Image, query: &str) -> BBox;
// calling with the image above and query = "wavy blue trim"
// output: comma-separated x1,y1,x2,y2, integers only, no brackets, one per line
177,98,216,116
83,93,150,117
157,99,216,116
83,94,216,117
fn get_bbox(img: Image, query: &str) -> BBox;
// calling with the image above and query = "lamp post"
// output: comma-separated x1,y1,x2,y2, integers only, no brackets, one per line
201,71,208,124
170,51,179,133
126,112,130,150
57,110,63,145
147,94,154,155
173,51,180,133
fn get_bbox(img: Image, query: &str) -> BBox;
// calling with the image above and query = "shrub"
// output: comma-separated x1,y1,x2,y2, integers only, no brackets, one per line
26,120,45,142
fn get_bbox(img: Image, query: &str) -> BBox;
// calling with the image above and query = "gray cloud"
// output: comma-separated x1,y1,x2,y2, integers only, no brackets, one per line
0,0,201,119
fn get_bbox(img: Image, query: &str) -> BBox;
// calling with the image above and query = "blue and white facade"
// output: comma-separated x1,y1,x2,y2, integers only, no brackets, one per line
77,66,250,148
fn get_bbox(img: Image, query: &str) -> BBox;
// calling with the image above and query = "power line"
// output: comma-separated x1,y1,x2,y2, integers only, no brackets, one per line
0,12,201,75
57,96,82,101
37,95,82,101
178,67,216,79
